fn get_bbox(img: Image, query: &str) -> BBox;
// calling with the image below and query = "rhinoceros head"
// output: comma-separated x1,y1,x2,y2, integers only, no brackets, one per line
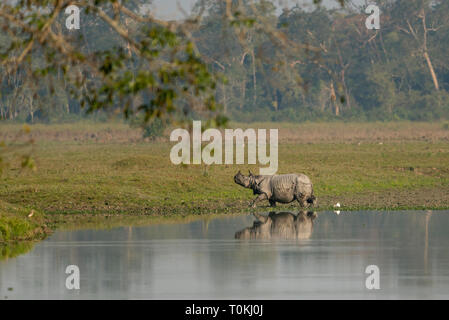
234,170,252,188
235,212,272,239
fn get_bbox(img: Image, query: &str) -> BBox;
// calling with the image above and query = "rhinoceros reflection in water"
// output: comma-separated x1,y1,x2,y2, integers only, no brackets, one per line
235,211,317,240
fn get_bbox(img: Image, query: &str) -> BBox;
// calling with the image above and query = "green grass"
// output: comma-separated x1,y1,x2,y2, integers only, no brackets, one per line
0,200,48,242
1,121,448,242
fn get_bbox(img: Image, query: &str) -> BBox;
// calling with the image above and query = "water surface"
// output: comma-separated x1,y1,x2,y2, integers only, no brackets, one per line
1,211,448,299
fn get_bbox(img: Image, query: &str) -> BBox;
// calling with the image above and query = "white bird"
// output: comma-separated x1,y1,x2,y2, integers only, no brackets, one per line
28,210,34,218
334,203,341,208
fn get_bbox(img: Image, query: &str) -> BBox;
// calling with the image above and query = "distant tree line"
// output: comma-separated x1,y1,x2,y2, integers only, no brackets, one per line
1,0,448,124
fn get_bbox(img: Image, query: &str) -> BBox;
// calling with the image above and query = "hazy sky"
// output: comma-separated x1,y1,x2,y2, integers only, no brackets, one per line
150,0,367,20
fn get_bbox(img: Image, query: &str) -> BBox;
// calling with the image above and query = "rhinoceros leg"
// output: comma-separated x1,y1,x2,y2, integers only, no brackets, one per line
296,193,308,208
250,193,268,208
307,195,317,207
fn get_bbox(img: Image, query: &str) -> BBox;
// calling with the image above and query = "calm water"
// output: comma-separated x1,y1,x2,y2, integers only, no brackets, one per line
1,211,448,299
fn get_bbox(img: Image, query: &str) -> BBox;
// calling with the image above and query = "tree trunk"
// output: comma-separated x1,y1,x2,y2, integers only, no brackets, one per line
28,97,34,123
341,71,351,110
222,82,227,114
251,49,256,105
330,82,338,116
423,51,439,91
240,79,246,109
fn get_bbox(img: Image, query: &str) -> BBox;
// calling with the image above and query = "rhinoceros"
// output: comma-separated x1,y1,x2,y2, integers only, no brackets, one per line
234,170,317,208
235,211,316,240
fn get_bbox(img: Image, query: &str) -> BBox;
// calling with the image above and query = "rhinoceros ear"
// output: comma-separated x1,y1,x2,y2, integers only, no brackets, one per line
249,169,253,176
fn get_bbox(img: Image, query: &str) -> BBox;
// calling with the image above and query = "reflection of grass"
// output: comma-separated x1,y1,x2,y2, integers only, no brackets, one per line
0,122,448,243
0,241,35,261
52,212,236,232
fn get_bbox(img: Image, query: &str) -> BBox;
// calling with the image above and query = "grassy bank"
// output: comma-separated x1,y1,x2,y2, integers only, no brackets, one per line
0,200,48,241
1,121,448,242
